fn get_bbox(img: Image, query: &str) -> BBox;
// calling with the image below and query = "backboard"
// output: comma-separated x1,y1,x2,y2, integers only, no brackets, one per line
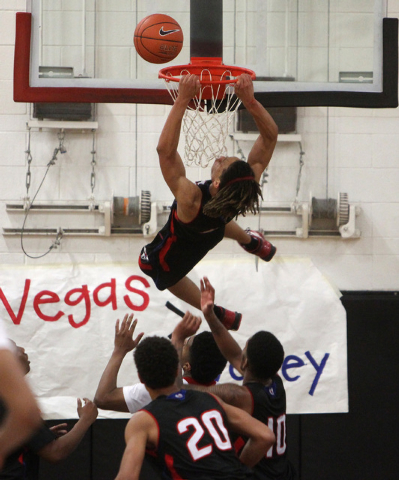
14,0,397,107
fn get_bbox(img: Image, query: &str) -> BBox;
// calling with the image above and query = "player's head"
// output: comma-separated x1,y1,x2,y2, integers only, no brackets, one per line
10,340,31,375
205,158,262,220
181,331,227,384
241,331,284,381
134,336,179,390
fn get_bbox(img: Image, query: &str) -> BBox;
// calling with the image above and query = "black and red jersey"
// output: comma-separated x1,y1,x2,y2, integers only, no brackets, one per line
235,376,296,480
138,180,227,291
142,389,253,480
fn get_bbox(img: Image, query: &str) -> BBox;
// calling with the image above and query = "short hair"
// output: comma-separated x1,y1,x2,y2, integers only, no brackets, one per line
189,332,227,384
246,331,284,381
203,160,262,220
134,336,178,389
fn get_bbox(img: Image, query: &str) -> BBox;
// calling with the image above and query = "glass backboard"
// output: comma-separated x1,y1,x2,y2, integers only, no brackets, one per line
14,0,397,107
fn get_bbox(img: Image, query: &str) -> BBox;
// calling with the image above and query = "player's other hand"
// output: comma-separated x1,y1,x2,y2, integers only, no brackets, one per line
114,314,144,355
234,73,255,105
49,423,68,437
77,398,98,425
172,311,202,343
178,73,201,102
200,276,216,318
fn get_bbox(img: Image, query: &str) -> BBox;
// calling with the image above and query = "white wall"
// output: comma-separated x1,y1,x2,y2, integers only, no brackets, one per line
1,1,398,291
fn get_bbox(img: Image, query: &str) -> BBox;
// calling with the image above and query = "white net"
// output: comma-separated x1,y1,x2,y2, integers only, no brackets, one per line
163,69,242,167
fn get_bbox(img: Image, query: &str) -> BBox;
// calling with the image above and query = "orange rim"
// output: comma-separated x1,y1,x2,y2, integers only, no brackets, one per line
159,57,256,85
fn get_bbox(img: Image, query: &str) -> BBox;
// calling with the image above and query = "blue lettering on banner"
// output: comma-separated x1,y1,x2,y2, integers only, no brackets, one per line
281,355,305,381
223,352,330,397
229,364,243,381
280,352,330,396
305,351,330,396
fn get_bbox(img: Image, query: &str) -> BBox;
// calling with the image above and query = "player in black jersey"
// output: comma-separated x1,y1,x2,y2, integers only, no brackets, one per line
115,335,275,480
139,73,278,331
182,277,297,480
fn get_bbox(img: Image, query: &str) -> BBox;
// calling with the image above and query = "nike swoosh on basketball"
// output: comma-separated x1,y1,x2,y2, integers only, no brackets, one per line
159,27,180,36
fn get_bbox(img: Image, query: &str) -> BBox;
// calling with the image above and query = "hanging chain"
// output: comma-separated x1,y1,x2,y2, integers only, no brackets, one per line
58,130,66,153
48,130,67,166
50,228,64,250
230,135,246,161
25,126,33,198
90,129,97,194
294,141,305,204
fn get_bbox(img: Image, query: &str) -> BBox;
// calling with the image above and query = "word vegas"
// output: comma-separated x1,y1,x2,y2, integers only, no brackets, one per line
0,275,150,329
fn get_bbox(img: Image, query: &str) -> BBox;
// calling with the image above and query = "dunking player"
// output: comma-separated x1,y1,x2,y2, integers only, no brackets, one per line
139,73,278,331
115,335,275,480
183,277,297,480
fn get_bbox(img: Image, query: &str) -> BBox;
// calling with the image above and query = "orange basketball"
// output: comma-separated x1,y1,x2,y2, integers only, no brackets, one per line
134,14,183,64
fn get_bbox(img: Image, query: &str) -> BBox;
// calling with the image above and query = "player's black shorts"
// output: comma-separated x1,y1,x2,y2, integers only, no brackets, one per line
139,223,225,291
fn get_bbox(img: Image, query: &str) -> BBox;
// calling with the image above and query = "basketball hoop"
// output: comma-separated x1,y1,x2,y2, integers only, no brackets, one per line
159,58,256,167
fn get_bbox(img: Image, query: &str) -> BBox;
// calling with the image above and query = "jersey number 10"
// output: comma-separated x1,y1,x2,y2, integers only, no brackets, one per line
266,414,287,457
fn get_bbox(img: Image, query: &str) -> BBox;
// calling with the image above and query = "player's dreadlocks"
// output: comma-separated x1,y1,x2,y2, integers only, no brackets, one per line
203,159,262,220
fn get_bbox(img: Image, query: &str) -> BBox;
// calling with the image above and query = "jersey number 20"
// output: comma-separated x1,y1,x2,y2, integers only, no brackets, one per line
177,410,232,461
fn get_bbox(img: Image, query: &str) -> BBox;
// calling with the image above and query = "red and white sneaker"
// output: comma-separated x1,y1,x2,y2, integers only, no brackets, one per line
240,230,276,262
215,307,242,331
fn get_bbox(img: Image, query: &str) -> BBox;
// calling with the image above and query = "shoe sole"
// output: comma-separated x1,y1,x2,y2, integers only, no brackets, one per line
262,244,277,262
229,312,242,331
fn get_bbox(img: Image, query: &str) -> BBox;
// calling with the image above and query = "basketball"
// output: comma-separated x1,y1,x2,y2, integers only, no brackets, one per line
134,14,183,64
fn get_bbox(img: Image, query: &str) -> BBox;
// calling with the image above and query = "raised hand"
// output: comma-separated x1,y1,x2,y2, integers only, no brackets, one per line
234,73,255,105
200,276,216,318
172,311,202,344
77,398,98,425
114,314,144,355
178,73,201,102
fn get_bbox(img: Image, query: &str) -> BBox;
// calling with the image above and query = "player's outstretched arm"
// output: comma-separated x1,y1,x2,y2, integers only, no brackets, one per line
156,74,202,221
94,314,144,412
200,276,243,373
0,348,42,466
234,74,278,182
38,398,98,463
171,311,201,386
115,412,155,480
218,396,275,467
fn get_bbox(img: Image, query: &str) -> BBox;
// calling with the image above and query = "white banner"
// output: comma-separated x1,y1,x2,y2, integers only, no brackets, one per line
0,257,348,418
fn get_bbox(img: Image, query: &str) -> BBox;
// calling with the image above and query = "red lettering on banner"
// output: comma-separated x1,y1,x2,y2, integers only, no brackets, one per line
1,275,151,327
124,275,150,312
65,286,91,328
93,279,117,310
33,291,64,322
0,279,31,325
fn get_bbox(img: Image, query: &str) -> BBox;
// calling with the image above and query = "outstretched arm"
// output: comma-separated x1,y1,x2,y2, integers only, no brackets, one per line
234,74,278,182
94,314,144,412
38,398,98,463
115,412,155,480
200,277,244,374
216,395,275,467
171,311,202,387
156,74,202,222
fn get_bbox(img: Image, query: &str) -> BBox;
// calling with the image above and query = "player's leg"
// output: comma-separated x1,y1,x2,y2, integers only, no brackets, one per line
168,276,242,331
224,221,277,262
